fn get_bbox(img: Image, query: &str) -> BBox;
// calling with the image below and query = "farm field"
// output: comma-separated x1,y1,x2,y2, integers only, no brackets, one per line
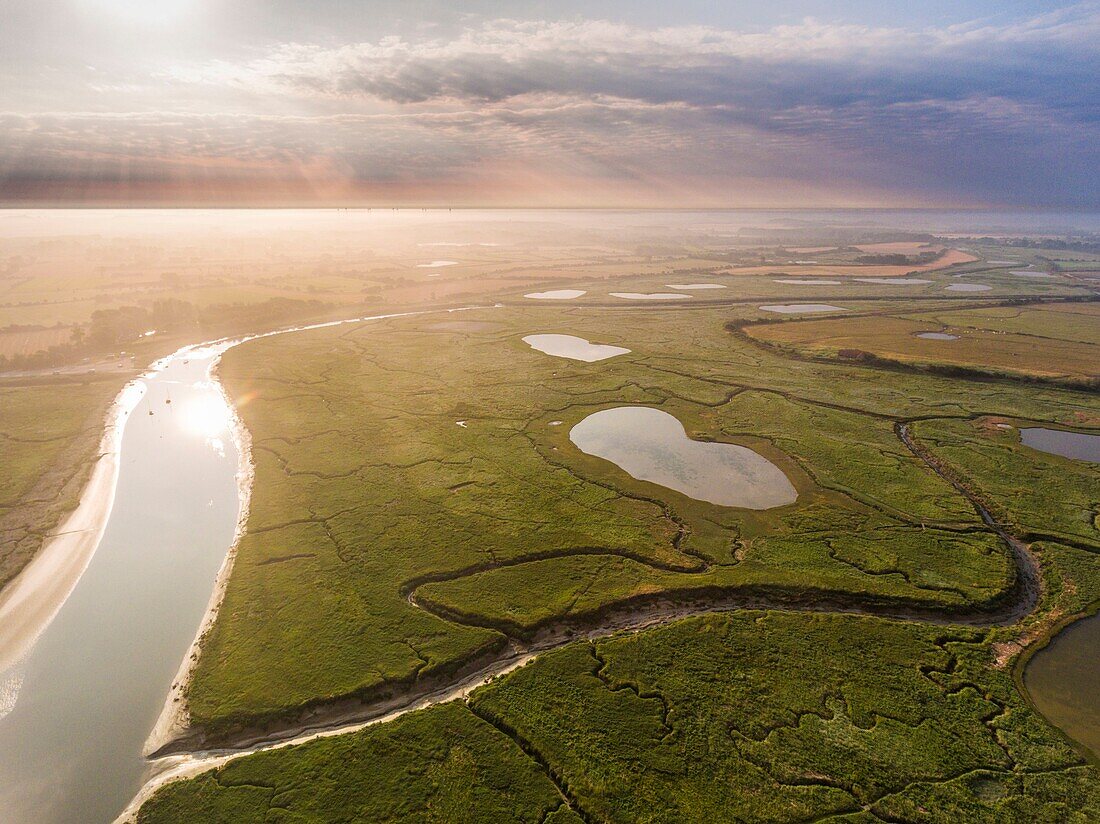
742,307,1100,387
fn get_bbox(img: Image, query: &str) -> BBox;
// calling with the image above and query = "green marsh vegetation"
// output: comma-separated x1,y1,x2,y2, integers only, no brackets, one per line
140,611,1100,823
140,284,1099,821
181,301,1097,731
0,376,119,587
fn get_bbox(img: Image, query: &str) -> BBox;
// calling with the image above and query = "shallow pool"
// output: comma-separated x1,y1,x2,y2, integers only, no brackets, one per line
610,292,689,301
760,304,847,314
524,289,586,300
1020,428,1100,463
569,406,797,509
1024,613,1100,759
522,334,630,362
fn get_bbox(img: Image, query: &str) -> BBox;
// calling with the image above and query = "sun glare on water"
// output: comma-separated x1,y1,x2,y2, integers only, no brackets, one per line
178,392,231,441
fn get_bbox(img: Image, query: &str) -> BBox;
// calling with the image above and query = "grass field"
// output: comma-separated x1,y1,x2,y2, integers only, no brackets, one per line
119,263,1100,822
140,610,1100,823
174,300,1099,735
742,304,1100,386
2,223,1093,821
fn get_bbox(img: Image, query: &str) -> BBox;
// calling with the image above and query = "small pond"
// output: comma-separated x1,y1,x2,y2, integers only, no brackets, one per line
524,289,586,300
522,334,630,362
774,279,842,285
1012,271,1056,278
1020,428,1100,463
610,292,689,300
854,277,932,285
916,332,959,341
665,283,726,290
569,406,797,509
760,304,847,314
945,283,992,292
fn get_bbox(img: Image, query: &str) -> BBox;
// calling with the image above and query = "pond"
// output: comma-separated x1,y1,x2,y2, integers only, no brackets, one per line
945,283,992,292
522,334,630,362
416,260,458,268
1020,428,1100,463
569,406,797,509
760,304,847,314
610,292,689,300
524,289,586,300
853,277,932,285
774,279,842,285
916,332,959,341
665,283,726,290
1024,614,1100,759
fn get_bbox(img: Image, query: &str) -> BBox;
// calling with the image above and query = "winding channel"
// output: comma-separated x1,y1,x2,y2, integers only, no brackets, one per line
0,309,485,824
0,305,1088,824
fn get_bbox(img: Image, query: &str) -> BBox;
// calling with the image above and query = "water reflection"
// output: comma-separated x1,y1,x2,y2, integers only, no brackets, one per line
1020,428,1100,463
178,388,232,440
522,334,630,362
0,347,242,824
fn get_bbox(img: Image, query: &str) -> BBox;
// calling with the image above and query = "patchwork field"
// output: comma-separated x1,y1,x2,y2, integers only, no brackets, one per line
742,304,1100,387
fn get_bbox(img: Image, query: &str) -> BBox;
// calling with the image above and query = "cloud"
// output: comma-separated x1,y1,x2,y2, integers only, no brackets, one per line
3,7,1098,206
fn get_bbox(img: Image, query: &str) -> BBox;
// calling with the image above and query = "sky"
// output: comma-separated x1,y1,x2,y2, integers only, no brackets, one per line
0,1,1097,208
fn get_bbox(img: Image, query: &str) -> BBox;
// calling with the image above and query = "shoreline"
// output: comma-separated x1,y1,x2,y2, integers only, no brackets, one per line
137,305,495,761
142,350,255,757
0,377,146,678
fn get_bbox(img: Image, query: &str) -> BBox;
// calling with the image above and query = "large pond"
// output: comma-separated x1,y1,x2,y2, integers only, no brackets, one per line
1024,614,1100,759
0,345,242,823
569,406,797,509
1020,427,1100,463
522,334,630,362
1020,425,1100,759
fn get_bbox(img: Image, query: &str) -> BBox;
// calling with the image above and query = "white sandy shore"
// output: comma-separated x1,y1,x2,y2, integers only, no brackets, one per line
0,305,494,818
115,651,538,823
0,379,146,678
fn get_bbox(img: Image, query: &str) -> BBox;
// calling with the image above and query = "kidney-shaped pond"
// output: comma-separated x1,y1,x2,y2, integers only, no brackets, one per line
569,406,797,509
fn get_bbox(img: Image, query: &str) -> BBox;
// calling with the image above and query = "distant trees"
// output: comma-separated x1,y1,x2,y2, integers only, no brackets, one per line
0,297,330,372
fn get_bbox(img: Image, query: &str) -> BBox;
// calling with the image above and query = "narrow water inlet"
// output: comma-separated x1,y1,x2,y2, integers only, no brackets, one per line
0,347,243,824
